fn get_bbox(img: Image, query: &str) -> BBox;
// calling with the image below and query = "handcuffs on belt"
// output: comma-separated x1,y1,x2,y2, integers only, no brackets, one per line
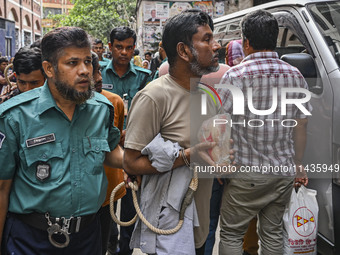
45,212,72,248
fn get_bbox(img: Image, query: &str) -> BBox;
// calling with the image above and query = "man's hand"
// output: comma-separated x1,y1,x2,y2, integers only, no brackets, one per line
123,171,142,189
188,139,235,166
294,165,308,187
190,141,217,166
0,84,16,96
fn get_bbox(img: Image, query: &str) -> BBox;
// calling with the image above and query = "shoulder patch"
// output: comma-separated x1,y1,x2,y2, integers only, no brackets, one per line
0,132,5,149
93,92,114,108
0,90,39,116
135,66,152,75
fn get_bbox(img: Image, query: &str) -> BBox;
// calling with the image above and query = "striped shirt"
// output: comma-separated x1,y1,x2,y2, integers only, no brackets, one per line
218,52,312,176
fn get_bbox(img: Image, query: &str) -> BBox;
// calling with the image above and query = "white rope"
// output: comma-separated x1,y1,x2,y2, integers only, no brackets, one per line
109,169,198,235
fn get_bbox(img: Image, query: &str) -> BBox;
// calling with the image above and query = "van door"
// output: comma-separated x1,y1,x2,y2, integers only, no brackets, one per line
214,4,339,253
305,2,340,254
271,8,336,254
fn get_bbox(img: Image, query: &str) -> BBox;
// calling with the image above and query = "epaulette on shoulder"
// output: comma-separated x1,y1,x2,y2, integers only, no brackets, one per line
93,92,113,108
0,90,39,116
135,66,152,75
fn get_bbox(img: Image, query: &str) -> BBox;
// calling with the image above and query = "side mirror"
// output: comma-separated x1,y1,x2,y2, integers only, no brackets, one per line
281,53,322,94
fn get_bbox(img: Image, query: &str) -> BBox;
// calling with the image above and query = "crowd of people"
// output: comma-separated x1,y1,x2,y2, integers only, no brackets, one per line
0,8,310,255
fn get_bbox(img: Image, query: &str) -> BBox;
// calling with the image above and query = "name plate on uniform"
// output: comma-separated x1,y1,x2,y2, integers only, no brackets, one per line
26,133,56,148
102,84,113,90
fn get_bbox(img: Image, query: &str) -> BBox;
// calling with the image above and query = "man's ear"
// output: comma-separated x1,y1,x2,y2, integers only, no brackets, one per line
108,43,112,52
42,61,54,79
243,38,250,51
177,42,191,62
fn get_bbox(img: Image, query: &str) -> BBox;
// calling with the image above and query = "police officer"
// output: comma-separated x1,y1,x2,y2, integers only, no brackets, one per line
101,26,151,255
0,47,45,104
0,27,123,255
101,26,152,122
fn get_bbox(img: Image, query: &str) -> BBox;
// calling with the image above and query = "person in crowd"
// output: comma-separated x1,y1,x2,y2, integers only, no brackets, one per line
0,57,15,94
225,39,244,67
144,51,152,63
133,49,143,67
218,10,310,255
101,26,151,255
142,60,150,69
92,52,126,255
92,38,111,70
204,42,258,255
0,47,45,104
150,41,167,79
30,39,42,49
123,10,225,255
0,26,123,255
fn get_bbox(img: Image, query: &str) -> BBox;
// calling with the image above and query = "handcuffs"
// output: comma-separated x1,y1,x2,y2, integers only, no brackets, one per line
45,212,70,248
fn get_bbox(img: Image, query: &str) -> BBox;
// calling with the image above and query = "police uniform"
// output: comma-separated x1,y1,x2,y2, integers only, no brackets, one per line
101,61,151,110
0,82,120,254
101,60,151,255
99,57,111,71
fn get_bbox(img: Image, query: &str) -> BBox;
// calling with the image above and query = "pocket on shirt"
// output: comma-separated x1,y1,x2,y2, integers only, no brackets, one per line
23,142,64,182
83,137,110,175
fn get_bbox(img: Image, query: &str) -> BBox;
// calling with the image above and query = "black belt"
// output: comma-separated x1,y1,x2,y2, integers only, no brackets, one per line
9,212,97,234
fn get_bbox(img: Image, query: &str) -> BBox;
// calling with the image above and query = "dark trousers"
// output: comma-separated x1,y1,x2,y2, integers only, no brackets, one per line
204,178,224,255
99,204,119,255
196,242,206,255
2,213,102,255
118,188,135,255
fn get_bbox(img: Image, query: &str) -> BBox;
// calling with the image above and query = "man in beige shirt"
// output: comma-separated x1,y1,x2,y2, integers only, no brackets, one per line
124,10,222,255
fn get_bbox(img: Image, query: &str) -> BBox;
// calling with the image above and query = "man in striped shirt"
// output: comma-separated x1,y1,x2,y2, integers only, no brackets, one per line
218,10,311,255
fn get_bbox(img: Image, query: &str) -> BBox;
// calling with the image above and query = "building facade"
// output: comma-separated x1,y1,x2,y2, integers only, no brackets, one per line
135,0,274,54
0,0,42,58
41,0,73,33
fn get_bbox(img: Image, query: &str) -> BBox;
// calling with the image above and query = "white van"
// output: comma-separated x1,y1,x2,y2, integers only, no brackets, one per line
213,1,340,254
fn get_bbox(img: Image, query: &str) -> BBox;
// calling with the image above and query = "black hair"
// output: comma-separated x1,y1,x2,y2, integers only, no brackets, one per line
41,27,91,67
0,57,8,65
30,39,41,49
93,38,103,46
91,51,99,72
134,49,140,56
162,9,214,66
144,51,152,57
13,47,44,76
241,10,278,51
110,26,136,45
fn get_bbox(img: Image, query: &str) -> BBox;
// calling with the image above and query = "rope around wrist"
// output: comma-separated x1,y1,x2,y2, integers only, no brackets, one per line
180,148,190,168
109,166,198,235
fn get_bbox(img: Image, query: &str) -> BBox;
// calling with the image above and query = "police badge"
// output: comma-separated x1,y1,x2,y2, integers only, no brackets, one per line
36,162,51,181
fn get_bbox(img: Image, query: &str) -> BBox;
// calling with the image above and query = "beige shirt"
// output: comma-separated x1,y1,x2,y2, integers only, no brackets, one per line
125,74,219,248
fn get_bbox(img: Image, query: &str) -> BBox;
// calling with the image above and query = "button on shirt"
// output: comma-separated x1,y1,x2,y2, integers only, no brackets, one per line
0,82,120,217
101,61,151,107
218,52,312,175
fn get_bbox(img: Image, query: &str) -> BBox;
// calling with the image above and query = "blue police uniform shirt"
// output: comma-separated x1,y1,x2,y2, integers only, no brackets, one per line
0,82,120,217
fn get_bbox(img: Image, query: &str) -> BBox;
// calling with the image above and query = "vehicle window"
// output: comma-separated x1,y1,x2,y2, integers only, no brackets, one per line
274,11,311,57
214,10,322,93
274,11,322,94
307,2,340,67
213,20,242,47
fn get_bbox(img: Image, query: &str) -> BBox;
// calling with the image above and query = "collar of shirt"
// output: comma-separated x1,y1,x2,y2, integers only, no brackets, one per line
241,51,279,63
106,60,137,78
37,81,99,115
